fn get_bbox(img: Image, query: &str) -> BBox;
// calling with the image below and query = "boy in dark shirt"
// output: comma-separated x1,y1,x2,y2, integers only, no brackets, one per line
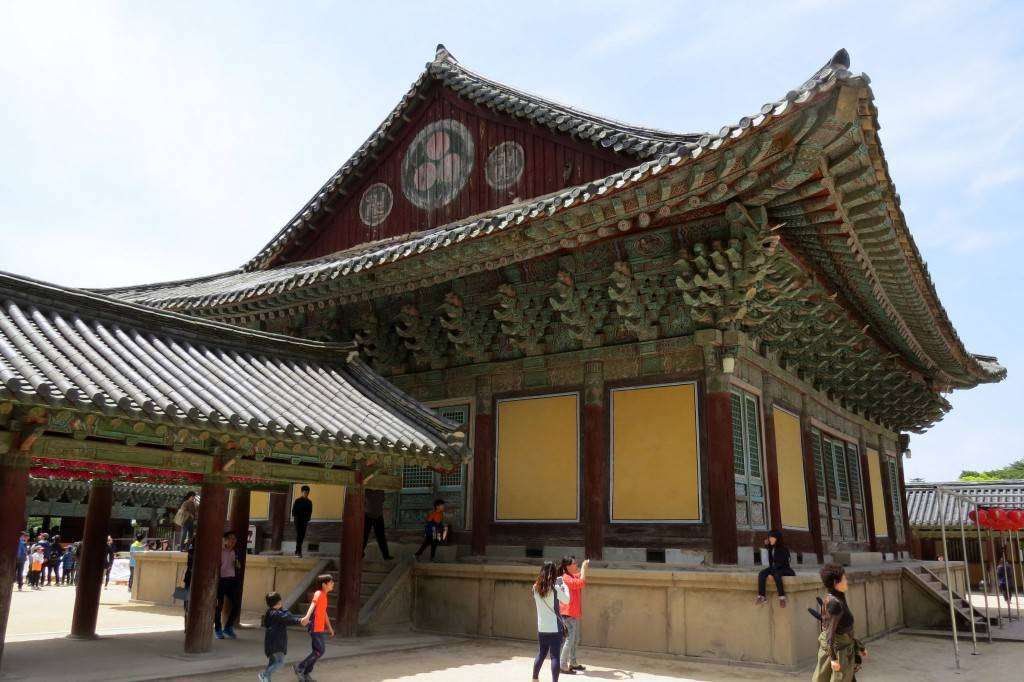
258,591,308,681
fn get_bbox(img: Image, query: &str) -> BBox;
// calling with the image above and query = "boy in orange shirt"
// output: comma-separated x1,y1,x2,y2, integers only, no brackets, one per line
414,499,447,562
295,574,335,681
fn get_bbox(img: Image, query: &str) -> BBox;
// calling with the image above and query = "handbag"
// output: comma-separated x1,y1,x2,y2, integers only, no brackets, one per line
172,586,190,602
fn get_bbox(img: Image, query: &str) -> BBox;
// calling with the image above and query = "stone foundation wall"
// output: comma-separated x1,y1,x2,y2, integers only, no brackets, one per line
132,552,320,613
410,563,910,668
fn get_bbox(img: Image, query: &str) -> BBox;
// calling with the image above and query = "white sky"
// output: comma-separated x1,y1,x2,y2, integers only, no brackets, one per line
1,1,1021,481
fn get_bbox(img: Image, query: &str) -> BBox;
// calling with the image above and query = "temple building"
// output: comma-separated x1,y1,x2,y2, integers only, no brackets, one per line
0,46,1007,669
97,46,1004,565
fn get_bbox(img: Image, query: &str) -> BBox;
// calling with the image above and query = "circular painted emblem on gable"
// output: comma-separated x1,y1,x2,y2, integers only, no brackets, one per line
359,183,393,227
401,119,474,210
485,141,525,190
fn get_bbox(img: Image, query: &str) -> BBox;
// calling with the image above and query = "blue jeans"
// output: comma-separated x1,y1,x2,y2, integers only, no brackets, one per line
297,632,326,673
263,652,285,678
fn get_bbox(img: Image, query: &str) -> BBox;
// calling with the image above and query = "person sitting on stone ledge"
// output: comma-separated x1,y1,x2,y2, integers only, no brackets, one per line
755,529,795,608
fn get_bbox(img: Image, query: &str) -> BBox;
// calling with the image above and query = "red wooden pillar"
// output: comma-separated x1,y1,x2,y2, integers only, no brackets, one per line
582,361,606,560
184,477,228,654
229,488,250,574
470,377,494,556
707,390,738,564
0,431,29,671
69,478,113,639
268,492,287,551
337,484,365,637
761,391,783,532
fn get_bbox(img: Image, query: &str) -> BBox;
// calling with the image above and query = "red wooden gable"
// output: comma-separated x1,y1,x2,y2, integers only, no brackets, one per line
289,84,631,263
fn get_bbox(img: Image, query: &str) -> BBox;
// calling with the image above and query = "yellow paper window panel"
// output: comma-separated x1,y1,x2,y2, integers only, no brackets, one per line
495,393,580,522
772,407,809,530
291,484,346,520
249,491,270,520
611,383,700,522
866,448,888,537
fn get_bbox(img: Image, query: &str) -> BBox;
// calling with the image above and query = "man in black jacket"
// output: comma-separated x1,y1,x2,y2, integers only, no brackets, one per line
291,486,313,557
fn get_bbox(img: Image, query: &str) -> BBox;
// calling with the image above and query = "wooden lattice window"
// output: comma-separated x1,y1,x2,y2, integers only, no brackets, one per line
810,430,830,536
846,443,867,541
392,403,470,529
731,390,767,530
886,457,906,544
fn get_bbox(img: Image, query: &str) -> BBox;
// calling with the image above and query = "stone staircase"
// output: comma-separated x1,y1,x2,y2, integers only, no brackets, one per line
904,565,994,633
293,559,397,626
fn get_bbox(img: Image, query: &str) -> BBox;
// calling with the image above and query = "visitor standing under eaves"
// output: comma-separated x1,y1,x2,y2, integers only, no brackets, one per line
15,532,27,592
362,488,393,560
292,486,313,558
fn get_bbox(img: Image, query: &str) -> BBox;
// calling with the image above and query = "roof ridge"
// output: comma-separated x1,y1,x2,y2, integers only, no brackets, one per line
0,271,355,361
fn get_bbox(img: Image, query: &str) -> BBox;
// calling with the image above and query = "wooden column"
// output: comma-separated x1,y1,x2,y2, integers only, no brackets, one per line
69,478,113,639
582,361,606,560
268,492,287,552
761,380,783,531
470,376,494,556
0,429,29,671
858,432,879,553
878,448,898,556
707,390,738,564
800,405,825,563
229,488,250,577
897,453,911,553
337,484,365,637
184,477,228,654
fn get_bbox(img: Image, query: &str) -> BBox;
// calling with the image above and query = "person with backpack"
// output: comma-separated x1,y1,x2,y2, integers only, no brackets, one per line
755,530,796,608
557,556,590,675
414,499,447,562
295,574,335,681
62,545,76,585
531,561,570,681
175,491,198,551
28,544,45,590
257,591,309,681
46,536,63,586
812,563,866,681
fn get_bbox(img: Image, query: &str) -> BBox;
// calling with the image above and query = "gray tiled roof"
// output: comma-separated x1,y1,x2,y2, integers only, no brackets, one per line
907,482,1024,528
101,50,859,311
241,44,707,272
0,272,465,463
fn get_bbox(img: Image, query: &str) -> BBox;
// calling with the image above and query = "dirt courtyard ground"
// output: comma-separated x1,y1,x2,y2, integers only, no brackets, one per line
5,585,1022,681
178,633,1022,682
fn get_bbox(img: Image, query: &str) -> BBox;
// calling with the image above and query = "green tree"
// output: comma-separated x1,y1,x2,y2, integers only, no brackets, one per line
959,458,1024,481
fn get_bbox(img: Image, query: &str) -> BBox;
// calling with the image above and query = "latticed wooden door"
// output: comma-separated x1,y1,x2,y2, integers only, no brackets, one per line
731,390,768,530
391,403,470,530
886,457,906,544
845,443,868,541
810,429,831,537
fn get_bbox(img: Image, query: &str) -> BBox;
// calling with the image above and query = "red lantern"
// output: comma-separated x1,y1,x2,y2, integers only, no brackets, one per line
1009,510,1024,530
990,508,1006,530
977,508,991,528
968,509,978,525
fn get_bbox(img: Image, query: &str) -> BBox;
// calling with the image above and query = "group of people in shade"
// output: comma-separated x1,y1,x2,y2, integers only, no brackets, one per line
14,531,80,590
